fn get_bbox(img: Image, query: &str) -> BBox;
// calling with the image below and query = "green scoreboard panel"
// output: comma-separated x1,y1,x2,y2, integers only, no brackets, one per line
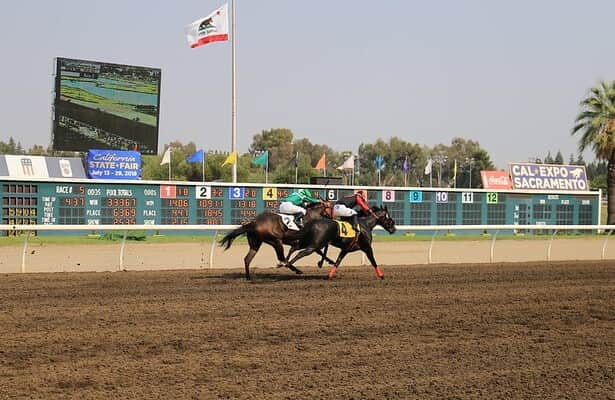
0,179,601,236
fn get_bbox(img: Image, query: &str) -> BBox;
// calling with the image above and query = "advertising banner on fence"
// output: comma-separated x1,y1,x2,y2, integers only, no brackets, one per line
87,149,141,180
45,157,86,178
0,155,86,179
509,162,588,191
480,170,512,190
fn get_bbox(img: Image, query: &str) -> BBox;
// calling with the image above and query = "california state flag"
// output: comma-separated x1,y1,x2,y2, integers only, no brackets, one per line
185,3,229,49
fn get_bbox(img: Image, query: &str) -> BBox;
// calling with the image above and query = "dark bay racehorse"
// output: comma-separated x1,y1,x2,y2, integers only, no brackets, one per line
284,206,396,279
219,201,333,280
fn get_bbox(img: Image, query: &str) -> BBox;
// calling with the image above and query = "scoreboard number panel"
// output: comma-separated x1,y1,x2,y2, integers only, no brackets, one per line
461,192,474,204
196,185,223,225
409,191,422,203
196,186,211,199
436,192,448,203
262,187,277,200
161,186,190,224
486,192,498,204
382,190,395,202
160,185,176,199
229,186,245,200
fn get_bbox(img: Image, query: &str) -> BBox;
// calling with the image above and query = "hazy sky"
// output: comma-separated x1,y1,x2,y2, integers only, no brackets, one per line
1,0,614,168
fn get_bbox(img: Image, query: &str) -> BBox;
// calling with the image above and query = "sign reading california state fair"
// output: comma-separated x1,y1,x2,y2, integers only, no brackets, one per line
87,149,141,180
509,162,588,191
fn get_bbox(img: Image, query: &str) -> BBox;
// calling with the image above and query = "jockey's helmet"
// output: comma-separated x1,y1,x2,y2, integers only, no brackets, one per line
300,188,312,198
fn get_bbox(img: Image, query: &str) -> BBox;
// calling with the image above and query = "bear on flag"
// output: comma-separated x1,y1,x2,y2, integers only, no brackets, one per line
185,3,229,49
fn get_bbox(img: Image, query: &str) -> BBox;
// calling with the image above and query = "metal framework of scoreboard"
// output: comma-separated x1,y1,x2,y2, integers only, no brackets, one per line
0,178,601,236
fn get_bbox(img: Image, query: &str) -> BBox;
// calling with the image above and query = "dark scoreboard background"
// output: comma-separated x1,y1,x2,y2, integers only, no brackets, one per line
0,178,601,236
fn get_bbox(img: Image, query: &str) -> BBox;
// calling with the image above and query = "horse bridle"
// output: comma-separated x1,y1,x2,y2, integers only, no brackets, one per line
374,210,393,230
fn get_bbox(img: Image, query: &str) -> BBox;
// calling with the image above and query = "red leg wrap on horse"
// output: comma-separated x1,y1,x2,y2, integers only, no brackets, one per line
328,265,337,279
374,266,384,279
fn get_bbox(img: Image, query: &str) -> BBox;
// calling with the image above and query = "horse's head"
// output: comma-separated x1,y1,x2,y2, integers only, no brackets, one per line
372,205,396,234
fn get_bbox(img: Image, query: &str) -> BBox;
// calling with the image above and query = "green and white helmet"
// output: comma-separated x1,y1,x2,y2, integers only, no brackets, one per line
300,188,312,198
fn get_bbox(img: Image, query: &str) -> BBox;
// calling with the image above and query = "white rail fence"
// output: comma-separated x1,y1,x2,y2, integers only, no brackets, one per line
1,224,613,273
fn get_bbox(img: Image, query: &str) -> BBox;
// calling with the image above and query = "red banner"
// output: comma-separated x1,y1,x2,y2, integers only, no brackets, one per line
481,171,512,190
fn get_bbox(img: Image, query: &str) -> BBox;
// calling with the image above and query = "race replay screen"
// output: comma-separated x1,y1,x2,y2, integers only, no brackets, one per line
52,57,161,154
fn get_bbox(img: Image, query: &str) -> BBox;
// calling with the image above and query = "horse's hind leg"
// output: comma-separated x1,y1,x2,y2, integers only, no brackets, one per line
244,234,262,280
327,249,349,279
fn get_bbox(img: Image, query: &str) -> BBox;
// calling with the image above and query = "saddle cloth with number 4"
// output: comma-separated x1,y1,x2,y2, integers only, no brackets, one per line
335,220,356,238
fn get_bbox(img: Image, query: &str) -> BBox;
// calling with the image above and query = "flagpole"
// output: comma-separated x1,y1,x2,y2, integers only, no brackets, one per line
294,152,298,184
231,0,237,183
453,159,457,189
168,147,172,180
265,156,268,184
202,155,205,183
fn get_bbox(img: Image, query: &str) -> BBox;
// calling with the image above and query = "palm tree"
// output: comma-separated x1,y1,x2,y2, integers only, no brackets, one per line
572,81,615,224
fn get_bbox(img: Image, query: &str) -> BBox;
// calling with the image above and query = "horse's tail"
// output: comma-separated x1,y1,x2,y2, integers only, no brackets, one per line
219,222,256,250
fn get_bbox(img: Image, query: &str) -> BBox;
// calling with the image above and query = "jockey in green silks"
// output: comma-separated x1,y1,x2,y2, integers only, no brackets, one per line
279,188,320,227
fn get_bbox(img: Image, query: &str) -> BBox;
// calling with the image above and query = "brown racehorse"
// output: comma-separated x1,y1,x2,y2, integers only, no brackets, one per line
219,201,333,280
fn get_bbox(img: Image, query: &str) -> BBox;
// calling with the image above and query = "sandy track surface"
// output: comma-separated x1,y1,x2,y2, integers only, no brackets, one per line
1,261,614,399
1,237,613,273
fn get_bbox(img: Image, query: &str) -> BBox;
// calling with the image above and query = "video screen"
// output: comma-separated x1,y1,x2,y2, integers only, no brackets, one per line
52,58,161,154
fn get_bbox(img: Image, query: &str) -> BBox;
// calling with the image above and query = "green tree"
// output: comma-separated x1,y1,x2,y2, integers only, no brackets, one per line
0,137,24,155
249,128,294,169
572,81,615,223
358,137,425,186
443,138,494,189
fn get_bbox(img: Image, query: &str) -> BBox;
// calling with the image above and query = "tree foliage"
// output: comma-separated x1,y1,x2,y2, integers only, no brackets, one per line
572,81,615,222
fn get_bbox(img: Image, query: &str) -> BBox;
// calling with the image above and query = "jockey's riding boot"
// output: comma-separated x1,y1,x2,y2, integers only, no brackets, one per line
352,214,360,233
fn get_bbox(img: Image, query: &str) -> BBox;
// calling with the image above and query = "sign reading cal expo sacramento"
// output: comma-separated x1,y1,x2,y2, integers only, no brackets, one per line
509,162,588,191
87,149,141,180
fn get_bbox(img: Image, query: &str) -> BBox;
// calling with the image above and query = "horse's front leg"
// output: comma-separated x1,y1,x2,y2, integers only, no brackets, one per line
271,239,302,274
286,245,323,272
316,244,334,268
284,244,299,265
361,243,384,279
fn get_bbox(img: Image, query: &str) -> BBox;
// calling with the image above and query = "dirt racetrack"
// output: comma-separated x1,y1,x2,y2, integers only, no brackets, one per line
1,261,614,399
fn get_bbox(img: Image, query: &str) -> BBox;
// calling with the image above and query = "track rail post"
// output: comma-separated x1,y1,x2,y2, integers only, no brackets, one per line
428,230,438,264
490,230,499,263
21,230,31,273
119,230,128,271
601,229,612,260
547,229,558,262
209,230,218,269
